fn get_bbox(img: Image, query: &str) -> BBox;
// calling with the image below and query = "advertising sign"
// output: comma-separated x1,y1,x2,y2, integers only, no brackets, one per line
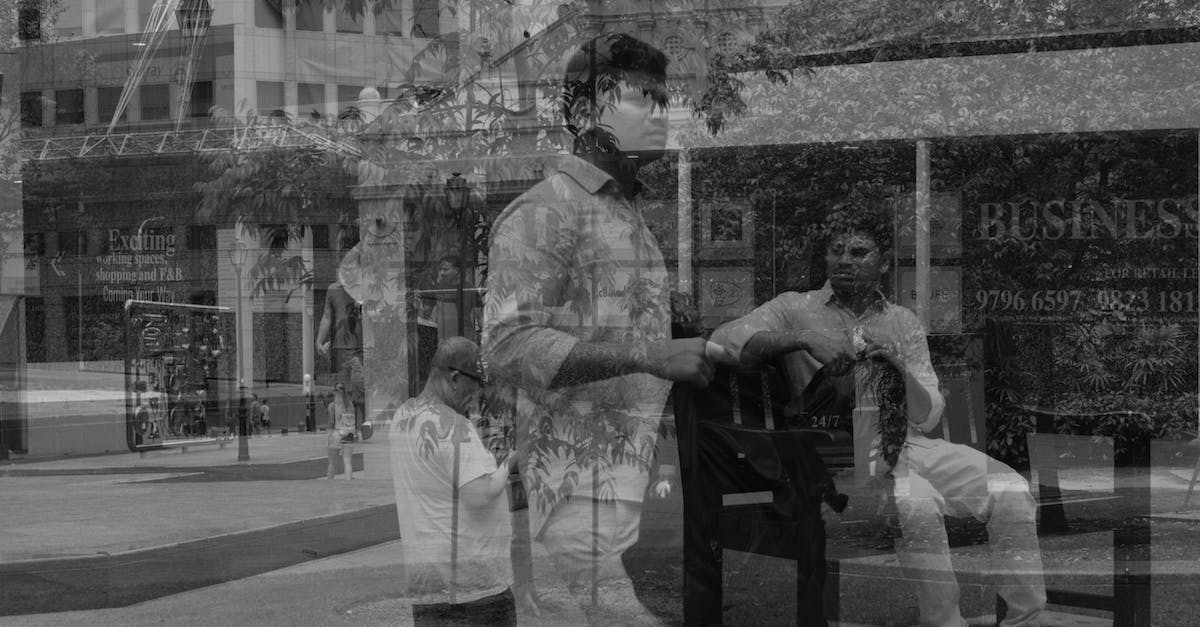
124,301,234,451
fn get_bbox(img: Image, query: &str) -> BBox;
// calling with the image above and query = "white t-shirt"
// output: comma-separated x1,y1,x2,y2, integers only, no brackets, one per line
391,397,513,603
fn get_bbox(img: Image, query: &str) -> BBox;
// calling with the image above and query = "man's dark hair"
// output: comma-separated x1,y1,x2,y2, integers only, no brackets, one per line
439,253,462,268
816,190,896,253
561,33,669,150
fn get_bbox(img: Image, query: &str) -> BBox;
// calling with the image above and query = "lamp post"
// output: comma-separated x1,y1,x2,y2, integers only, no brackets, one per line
173,0,213,132
444,173,470,336
228,234,250,462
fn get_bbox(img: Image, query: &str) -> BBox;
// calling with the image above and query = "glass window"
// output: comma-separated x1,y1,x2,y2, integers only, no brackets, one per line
20,91,43,127
336,85,360,119
413,0,439,38
95,0,125,35
298,83,325,120
295,0,323,31
97,86,125,125
254,0,283,29
335,0,362,33
54,0,82,37
54,89,84,125
189,81,214,119
256,81,285,119
140,84,170,121
377,3,403,35
137,0,156,32
18,0,42,40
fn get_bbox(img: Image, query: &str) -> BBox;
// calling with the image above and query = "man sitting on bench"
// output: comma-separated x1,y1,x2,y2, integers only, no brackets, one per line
710,194,1046,627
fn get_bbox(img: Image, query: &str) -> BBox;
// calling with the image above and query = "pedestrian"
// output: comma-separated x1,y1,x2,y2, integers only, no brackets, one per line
392,337,518,625
259,398,271,435
481,33,711,621
250,393,262,436
328,384,356,480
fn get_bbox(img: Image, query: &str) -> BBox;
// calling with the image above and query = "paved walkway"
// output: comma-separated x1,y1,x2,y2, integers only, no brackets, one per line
2,429,1199,624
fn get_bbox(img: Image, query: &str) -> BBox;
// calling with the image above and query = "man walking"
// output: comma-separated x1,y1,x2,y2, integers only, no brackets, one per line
482,33,711,623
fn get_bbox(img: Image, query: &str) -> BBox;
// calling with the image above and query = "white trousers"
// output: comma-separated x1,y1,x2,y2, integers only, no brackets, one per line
892,435,1046,627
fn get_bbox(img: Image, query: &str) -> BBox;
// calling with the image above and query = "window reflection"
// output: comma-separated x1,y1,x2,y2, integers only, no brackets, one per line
4,2,1199,625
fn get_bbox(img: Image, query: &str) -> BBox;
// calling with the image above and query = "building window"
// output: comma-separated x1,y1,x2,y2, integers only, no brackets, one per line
20,92,42,127
256,81,285,119
337,85,361,119
255,0,282,29
377,3,403,35
54,89,85,125
335,0,362,33
189,81,214,118
141,84,170,121
296,0,323,31
98,86,125,125
54,1,82,37
413,0,439,38
138,0,157,32
96,0,125,35
298,83,325,120
18,0,42,40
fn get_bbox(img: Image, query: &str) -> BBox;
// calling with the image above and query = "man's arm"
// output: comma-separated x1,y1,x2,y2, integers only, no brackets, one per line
550,337,711,387
316,292,334,355
483,197,710,390
862,316,943,431
458,452,519,509
711,293,854,371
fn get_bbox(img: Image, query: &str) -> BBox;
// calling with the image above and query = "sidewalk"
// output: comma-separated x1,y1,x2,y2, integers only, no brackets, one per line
2,430,1199,624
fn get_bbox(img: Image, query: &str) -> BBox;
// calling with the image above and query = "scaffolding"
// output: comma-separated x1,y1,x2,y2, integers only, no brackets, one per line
19,123,360,162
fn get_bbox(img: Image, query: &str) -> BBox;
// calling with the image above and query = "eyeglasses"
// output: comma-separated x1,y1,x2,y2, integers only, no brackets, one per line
449,367,486,386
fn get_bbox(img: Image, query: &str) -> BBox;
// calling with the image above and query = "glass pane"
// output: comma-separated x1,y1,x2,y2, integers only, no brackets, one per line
335,0,361,33
297,83,324,119
189,81,214,118
20,91,42,127
254,0,282,29
53,88,84,125
256,80,285,118
412,0,438,38
95,0,125,35
54,0,82,37
140,84,170,120
295,0,323,31
97,86,125,124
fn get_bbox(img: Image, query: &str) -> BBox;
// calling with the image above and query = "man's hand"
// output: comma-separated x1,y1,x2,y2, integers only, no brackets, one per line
317,341,330,356
645,338,713,386
801,333,856,376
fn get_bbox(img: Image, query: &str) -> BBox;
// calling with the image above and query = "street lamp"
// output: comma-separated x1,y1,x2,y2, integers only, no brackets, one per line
175,0,213,39
444,173,470,336
228,234,250,462
174,0,213,132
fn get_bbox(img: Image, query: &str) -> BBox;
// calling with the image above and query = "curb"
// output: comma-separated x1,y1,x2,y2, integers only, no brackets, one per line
0,504,400,617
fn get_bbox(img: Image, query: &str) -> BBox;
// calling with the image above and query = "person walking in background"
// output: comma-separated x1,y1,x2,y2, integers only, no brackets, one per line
391,337,519,625
259,398,271,435
328,383,357,480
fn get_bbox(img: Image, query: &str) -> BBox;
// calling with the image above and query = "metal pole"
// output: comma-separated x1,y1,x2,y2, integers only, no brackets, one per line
234,264,249,461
